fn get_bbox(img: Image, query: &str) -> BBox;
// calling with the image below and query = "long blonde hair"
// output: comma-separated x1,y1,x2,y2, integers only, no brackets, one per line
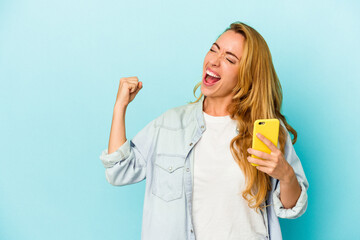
191,21,297,212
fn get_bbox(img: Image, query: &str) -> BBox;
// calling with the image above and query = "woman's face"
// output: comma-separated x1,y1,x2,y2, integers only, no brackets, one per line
201,30,245,99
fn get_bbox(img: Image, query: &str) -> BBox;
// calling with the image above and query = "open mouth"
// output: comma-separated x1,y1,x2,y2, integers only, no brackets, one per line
205,74,221,83
203,70,221,86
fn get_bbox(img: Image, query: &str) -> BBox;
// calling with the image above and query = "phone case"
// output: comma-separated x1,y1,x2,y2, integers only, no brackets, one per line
251,119,280,167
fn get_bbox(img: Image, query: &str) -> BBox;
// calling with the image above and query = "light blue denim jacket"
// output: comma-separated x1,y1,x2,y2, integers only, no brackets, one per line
100,95,309,240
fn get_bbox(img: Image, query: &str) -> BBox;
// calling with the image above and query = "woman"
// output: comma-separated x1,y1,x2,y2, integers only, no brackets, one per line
100,21,309,240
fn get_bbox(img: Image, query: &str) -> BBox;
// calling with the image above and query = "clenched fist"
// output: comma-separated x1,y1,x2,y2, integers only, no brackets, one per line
115,77,143,108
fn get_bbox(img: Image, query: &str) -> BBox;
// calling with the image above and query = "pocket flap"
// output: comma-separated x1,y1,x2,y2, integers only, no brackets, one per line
154,154,186,173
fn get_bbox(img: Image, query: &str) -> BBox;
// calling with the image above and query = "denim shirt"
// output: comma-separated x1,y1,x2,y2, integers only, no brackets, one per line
100,95,309,240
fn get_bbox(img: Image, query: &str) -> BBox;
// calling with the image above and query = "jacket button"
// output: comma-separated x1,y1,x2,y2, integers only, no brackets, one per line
189,143,193,146
201,125,204,128
168,166,172,171
190,229,193,233
186,168,190,172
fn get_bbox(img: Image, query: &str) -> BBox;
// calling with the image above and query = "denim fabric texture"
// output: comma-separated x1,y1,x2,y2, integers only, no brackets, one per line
100,95,309,240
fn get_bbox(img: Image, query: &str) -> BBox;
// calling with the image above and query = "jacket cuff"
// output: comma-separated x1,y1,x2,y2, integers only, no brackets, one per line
99,140,131,168
272,180,308,219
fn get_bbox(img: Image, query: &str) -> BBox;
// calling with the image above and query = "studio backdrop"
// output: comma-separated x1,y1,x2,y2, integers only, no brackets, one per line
0,0,359,239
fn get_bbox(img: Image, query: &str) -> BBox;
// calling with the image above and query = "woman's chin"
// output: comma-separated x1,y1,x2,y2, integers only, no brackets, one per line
200,84,216,97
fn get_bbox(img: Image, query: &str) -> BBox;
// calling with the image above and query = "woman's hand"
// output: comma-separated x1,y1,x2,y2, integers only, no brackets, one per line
247,133,302,209
246,133,295,183
115,77,143,108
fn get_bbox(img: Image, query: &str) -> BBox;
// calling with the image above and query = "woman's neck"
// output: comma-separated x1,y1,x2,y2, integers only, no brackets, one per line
202,95,232,116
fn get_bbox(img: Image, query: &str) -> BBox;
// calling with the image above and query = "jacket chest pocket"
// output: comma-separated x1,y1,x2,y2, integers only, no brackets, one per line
152,154,186,202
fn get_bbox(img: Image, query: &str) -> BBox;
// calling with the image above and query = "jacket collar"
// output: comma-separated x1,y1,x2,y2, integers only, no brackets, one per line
194,95,237,132
194,95,206,131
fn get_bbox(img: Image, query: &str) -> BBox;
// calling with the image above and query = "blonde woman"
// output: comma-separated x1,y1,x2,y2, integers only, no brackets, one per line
100,21,309,240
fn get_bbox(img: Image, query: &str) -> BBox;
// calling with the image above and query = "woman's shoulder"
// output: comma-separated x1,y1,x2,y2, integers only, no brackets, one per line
153,101,200,129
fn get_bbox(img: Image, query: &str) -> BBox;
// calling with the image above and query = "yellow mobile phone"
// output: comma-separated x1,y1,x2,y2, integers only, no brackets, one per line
251,119,280,167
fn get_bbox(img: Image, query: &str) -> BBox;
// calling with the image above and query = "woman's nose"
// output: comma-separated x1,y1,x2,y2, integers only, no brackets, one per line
209,54,222,66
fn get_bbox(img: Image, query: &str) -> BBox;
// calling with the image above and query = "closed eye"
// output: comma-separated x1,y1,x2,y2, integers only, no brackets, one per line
209,48,235,64
227,59,235,64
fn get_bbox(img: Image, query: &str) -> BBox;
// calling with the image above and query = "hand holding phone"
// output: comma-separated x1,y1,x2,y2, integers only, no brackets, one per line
250,119,280,167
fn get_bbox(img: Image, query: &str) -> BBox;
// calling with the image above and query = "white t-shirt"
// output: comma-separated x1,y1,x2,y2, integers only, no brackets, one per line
192,111,268,240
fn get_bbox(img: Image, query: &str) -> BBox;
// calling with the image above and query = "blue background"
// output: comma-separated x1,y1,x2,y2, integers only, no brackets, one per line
1,0,359,239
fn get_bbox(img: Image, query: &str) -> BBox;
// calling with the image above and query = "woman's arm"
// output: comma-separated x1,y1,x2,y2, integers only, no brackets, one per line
108,77,142,154
100,77,150,186
247,131,309,214
247,124,309,218
279,167,301,209
108,104,127,154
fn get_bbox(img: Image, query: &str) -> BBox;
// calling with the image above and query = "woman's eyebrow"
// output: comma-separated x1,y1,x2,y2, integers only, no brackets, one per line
213,42,239,60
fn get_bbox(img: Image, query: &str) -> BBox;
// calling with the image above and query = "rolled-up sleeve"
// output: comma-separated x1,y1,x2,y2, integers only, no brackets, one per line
272,180,308,218
100,139,131,168
272,122,309,219
99,118,158,186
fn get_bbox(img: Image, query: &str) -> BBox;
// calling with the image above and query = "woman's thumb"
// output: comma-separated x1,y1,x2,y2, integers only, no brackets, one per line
134,81,142,94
